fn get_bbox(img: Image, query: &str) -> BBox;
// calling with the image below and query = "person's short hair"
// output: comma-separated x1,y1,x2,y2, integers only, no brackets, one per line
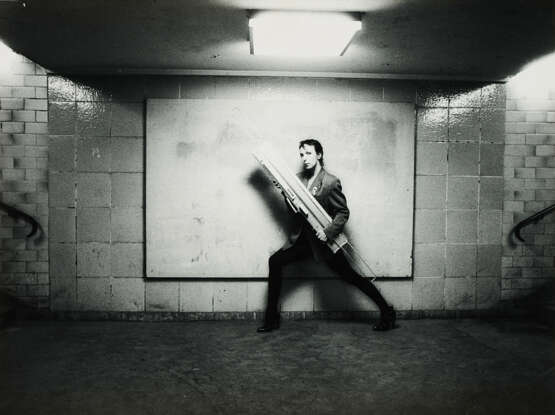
299,138,324,166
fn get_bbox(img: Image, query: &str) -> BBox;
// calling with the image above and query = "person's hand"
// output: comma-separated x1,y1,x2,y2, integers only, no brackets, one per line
315,229,327,242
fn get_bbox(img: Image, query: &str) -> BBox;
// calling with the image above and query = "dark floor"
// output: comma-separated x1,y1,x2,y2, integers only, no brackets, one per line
1,318,554,415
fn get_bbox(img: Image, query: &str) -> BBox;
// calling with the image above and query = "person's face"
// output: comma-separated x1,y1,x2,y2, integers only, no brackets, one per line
299,144,321,170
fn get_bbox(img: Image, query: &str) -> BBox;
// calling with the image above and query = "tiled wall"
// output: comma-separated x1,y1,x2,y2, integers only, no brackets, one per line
0,54,49,308
48,76,145,311
45,75,506,315
414,84,505,312
502,80,555,302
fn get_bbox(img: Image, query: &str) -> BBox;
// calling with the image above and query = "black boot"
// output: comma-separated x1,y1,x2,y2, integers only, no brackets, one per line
257,317,280,333
373,306,396,331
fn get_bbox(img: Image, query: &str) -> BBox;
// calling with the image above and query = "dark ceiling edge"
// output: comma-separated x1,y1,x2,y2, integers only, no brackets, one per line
42,67,508,83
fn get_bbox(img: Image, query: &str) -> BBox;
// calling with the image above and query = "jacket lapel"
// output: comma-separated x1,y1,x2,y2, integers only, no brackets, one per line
309,168,326,198
298,168,326,196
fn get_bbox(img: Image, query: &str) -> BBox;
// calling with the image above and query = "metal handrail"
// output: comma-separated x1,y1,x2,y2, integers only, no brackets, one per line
511,203,555,242
0,201,40,238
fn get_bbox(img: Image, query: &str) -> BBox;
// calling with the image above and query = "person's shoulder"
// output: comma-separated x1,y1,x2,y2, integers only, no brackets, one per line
324,171,339,181
322,169,340,185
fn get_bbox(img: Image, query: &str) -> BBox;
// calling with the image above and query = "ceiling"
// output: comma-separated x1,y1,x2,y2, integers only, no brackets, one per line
0,0,554,80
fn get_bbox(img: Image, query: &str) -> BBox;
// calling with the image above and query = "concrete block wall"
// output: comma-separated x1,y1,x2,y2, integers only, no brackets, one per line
48,75,145,311
414,83,505,312
46,75,506,315
0,53,49,308
502,80,555,302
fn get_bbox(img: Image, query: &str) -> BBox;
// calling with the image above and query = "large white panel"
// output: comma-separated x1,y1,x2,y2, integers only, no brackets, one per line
147,99,415,278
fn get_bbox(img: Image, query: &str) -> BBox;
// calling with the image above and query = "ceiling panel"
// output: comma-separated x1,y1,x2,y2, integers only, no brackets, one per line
0,0,553,79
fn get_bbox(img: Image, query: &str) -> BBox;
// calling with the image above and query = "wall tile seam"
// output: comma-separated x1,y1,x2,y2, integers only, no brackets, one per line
447,139,485,143
445,208,499,212
416,137,449,142
110,275,145,279
444,242,500,246
445,174,484,178
443,275,478,279
416,104,449,110
74,169,145,175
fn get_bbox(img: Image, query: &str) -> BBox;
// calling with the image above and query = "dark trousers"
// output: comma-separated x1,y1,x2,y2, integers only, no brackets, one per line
264,234,389,323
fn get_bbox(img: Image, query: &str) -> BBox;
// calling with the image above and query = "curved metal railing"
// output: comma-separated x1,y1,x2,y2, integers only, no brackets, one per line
0,201,40,238
511,203,555,243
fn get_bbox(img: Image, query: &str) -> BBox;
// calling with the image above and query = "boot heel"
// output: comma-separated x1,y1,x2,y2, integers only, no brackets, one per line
372,306,396,331
257,317,280,333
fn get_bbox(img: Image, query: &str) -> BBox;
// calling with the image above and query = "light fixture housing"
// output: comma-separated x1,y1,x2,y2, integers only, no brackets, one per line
248,11,362,57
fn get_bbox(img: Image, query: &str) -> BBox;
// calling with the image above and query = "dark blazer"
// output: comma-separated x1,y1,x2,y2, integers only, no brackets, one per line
282,167,350,260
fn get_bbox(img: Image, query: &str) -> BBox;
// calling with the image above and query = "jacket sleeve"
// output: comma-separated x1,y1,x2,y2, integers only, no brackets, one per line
323,178,349,240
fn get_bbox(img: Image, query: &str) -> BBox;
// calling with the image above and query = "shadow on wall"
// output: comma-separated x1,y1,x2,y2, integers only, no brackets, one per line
248,168,293,235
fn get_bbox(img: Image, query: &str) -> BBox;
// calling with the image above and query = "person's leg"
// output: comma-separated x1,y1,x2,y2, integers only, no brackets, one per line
259,239,311,332
326,251,396,330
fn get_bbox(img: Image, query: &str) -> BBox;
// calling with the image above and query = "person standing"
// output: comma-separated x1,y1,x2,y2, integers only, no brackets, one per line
257,139,396,333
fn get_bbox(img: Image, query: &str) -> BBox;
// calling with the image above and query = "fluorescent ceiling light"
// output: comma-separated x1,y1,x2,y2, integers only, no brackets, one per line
249,11,362,57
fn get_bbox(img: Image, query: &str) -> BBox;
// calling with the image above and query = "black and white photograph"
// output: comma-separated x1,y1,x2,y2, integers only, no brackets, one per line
0,0,554,413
